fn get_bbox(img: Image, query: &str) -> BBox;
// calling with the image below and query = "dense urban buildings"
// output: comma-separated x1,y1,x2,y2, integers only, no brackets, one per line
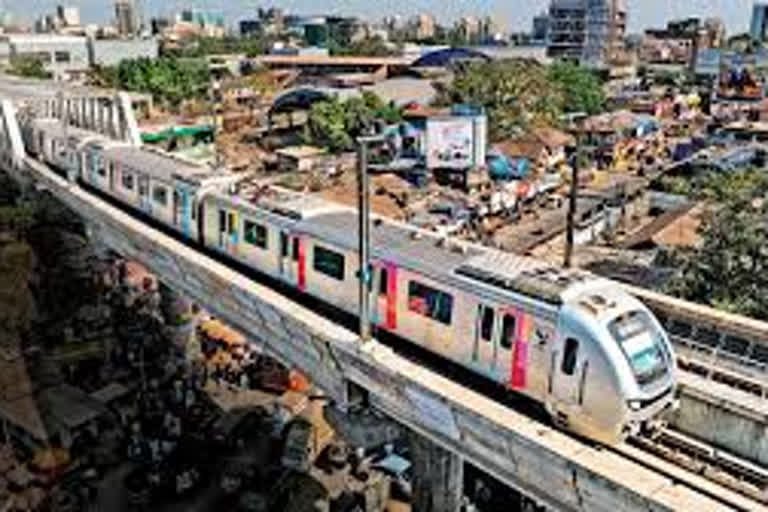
546,0,627,69
751,1,768,42
3,2,768,512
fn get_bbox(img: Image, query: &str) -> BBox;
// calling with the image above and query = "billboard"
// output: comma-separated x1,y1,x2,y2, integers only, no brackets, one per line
717,51,768,101
694,48,721,77
425,116,487,170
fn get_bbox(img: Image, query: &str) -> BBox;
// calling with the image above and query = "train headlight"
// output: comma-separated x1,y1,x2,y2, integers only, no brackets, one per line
628,400,641,411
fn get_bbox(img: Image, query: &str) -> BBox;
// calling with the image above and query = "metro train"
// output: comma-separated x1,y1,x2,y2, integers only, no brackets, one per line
23,117,680,445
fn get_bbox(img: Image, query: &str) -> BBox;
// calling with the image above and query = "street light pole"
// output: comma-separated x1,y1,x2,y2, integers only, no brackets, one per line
356,136,383,343
357,140,372,343
564,145,578,269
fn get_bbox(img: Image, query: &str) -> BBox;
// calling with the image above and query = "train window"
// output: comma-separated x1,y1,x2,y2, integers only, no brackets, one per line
244,220,268,249
280,233,289,257
313,246,345,281
152,186,168,206
479,307,494,342
408,281,453,325
500,314,516,350
228,213,237,235
292,238,299,262
218,210,226,233
121,172,134,190
96,159,107,177
562,338,579,376
379,267,388,296
190,199,197,220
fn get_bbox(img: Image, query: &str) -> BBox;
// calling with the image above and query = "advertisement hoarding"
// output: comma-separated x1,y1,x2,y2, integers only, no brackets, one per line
717,51,768,101
425,115,487,170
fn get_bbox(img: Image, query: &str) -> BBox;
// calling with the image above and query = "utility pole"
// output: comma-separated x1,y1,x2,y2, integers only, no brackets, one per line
210,79,222,170
356,136,383,343
564,144,578,269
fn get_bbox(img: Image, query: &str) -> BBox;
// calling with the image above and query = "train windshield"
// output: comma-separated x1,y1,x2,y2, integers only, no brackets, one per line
608,310,669,386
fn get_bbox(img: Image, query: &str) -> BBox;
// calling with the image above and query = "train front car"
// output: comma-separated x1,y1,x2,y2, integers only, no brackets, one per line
557,282,679,445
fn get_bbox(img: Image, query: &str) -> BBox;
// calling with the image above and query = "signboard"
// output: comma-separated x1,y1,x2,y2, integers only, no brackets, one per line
694,48,721,77
717,51,768,101
426,117,484,170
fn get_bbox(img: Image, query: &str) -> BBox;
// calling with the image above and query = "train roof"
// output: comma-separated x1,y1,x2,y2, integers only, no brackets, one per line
102,146,229,186
209,183,349,221
31,117,103,144
295,207,615,308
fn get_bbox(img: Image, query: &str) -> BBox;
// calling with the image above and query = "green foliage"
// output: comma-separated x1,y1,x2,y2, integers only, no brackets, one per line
90,57,211,107
664,168,768,320
435,59,564,141
173,36,273,58
548,60,604,115
656,168,768,201
9,57,51,80
304,92,402,153
328,36,398,57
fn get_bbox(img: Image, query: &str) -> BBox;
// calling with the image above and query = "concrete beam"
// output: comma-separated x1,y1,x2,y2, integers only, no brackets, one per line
9,153,749,512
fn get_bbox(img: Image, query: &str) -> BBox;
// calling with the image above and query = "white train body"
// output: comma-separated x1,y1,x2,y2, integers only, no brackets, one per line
25,118,679,445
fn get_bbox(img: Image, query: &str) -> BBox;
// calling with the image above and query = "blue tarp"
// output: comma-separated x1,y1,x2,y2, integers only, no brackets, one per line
487,152,530,180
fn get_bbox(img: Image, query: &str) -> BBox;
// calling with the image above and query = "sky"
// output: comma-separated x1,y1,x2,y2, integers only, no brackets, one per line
8,0,759,35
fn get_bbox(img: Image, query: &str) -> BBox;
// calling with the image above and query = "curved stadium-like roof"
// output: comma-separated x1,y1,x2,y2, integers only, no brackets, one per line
412,47,492,67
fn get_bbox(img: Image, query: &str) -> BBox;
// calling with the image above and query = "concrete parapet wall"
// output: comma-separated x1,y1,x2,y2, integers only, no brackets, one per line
675,372,768,467
8,155,740,511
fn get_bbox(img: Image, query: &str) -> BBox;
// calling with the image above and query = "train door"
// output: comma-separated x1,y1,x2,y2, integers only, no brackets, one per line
549,333,588,420
174,188,192,237
217,209,232,251
472,304,497,377
278,231,304,290
138,175,151,213
370,263,397,330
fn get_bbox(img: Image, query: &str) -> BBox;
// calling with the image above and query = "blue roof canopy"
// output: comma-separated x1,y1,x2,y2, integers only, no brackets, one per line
412,47,491,68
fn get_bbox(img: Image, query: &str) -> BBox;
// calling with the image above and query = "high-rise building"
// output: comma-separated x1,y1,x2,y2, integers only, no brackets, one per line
413,13,436,40
532,13,550,44
115,0,137,36
751,2,768,42
546,0,627,68
57,5,80,27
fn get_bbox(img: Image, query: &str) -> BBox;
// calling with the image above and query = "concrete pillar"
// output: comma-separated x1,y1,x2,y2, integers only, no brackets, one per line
409,431,464,512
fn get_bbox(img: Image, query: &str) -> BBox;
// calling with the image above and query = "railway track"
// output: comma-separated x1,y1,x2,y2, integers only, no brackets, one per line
627,428,768,509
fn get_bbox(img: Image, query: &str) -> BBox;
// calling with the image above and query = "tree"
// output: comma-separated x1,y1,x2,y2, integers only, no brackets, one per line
8,57,51,80
548,60,604,115
434,59,564,141
89,57,211,108
328,36,398,57
304,92,403,153
664,168,768,319
667,198,768,319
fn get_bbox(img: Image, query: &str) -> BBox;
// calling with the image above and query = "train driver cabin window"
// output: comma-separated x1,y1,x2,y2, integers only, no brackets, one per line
244,220,268,249
408,281,453,325
313,246,344,281
562,338,579,375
